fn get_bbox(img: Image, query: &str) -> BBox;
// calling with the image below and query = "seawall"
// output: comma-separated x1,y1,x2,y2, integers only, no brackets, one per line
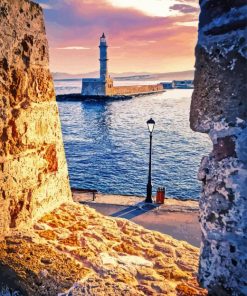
111,83,164,95
56,89,165,102
56,94,132,102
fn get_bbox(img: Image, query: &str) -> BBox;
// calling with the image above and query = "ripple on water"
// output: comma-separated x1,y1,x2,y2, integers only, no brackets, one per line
57,87,211,200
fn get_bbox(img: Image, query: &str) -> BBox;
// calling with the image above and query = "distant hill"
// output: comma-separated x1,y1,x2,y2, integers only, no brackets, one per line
115,70,194,81
53,71,99,80
52,70,194,81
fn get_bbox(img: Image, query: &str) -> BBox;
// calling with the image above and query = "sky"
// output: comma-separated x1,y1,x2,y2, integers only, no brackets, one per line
35,0,199,74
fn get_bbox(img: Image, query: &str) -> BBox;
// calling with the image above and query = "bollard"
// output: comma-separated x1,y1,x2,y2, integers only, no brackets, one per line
156,187,165,204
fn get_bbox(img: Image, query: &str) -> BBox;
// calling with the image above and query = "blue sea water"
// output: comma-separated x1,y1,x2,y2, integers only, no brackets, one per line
55,79,211,200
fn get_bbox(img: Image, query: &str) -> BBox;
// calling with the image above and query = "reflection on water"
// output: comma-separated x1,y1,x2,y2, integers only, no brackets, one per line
57,88,211,199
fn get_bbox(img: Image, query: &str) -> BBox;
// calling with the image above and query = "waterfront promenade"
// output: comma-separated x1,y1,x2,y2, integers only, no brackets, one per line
72,189,201,247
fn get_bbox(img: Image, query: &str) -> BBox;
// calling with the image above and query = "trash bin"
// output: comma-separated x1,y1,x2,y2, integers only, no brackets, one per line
156,187,165,204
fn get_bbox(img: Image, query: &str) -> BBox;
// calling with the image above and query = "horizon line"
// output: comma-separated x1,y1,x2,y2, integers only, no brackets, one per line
52,69,195,75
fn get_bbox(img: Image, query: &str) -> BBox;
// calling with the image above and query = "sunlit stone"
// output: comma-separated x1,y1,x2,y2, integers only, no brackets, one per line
0,0,72,237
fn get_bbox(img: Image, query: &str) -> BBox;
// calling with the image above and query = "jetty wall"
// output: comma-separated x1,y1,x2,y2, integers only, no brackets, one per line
110,84,164,96
190,0,247,294
0,0,72,236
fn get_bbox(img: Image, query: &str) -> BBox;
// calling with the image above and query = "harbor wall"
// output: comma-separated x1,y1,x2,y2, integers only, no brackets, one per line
82,77,114,96
82,79,106,96
109,84,164,95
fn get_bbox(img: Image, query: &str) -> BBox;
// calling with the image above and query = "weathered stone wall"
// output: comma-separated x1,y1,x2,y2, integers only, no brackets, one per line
82,77,114,96
190,1,247,295
112,84,164,95
81,81,162,96
81,79,106,96
0,0,72,237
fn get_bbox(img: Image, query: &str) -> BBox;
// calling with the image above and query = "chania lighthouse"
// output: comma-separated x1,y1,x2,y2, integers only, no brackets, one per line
81,33,164,97
81,33,113,96
99,33,108,80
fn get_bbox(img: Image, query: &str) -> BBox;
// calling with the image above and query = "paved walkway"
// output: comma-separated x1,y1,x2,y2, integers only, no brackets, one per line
72,190,201,247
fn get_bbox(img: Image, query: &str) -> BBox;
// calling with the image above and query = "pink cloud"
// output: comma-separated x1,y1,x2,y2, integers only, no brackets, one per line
35,0,199,73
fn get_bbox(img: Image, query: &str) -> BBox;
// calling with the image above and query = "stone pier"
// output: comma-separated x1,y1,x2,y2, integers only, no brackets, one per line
112,84,164,96
190,1,247,295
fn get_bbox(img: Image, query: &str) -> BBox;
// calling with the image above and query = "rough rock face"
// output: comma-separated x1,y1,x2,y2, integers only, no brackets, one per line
0,203,207,296
0,0,72,236
190,1,247,295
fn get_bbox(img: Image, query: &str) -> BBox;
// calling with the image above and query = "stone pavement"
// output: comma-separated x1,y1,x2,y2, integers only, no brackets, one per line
72,190,201,247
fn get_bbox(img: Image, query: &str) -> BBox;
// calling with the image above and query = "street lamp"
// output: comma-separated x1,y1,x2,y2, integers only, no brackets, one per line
145,118,155,203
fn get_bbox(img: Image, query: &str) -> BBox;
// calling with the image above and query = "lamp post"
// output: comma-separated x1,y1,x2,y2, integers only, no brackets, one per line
145,118,155,203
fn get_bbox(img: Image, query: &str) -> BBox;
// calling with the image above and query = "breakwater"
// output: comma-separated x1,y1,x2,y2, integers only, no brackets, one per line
56,88,165,101
56,93,132,102
111,83,164,96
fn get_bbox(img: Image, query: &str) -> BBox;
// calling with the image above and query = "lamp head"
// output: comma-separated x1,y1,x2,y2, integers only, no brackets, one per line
147,118,155,133
100,33,106,44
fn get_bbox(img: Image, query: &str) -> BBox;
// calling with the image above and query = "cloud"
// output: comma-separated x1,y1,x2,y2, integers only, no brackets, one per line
39,3,53,9
176,21,198,27
56,46,91,50
169,4,199,14
176,0,197,2
107,0,178,17
34,0,199,73
178,0,198,2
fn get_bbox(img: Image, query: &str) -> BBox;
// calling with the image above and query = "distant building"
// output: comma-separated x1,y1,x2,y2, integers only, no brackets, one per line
172,80,194,89
161,80,194,89
82,33,113,96
162,82,173,89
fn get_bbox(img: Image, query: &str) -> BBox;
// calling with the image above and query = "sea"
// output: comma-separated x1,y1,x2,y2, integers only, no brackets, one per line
55,79,211,200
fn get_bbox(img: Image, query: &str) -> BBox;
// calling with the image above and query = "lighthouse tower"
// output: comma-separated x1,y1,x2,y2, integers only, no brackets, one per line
99,33,108,81
81,33,113,96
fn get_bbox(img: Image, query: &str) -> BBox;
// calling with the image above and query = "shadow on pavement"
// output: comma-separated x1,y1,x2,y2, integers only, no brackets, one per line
111,202,159,220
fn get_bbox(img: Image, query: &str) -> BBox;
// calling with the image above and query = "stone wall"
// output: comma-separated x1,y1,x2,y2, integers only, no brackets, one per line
112,84,164,95
0,0,72,237
82,79,106,96
82,77,114,96
82,81,162,96
190,0,247,295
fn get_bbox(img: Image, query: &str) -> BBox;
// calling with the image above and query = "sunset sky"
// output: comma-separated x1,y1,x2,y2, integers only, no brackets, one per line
35,0,199,74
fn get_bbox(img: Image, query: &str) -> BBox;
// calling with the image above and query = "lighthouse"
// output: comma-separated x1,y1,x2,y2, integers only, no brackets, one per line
81,33,164,96
81,33,113,96
99,33,108,81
